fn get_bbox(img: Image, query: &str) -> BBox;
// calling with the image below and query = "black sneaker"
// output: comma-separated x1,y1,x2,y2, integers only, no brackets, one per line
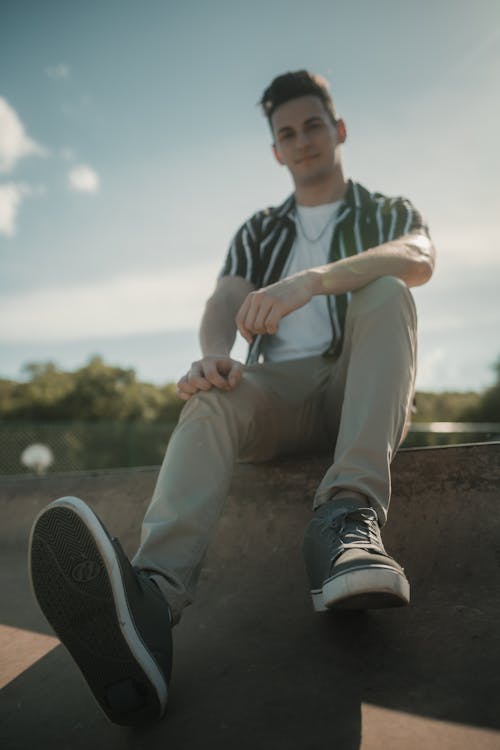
28,496,173,726
302,503,410,612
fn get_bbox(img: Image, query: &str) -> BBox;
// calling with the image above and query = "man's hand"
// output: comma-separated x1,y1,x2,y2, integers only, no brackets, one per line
176,356,244,401
236,270,317,342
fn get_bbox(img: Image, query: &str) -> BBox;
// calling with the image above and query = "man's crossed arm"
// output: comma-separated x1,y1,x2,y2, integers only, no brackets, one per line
177,234,435,399
236,233,435,342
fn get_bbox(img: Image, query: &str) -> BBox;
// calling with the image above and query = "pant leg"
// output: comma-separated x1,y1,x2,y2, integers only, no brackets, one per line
313,276,418,526
132,356,329,623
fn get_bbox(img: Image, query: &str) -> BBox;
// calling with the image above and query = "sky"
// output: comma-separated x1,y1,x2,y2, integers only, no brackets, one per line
1,0,499,393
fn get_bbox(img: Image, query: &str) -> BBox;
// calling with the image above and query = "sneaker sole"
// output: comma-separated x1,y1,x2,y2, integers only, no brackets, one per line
28,496,168,726
311,565,410,612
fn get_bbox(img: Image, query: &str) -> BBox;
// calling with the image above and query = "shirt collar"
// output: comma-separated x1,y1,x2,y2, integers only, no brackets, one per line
272,178,358,227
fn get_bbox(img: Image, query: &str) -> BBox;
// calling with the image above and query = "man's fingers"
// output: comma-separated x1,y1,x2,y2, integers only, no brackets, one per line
237,292,279,339
242,295,260,333
177,357,245,400
177,375,196,393
187,363,212,391
263,306,281,334
251,296,275,334
227,361,243,387
205,362,227,389
238,292,283,338
176,367,213,401
236,298,253,342
202,358,244,390
176,375,198,400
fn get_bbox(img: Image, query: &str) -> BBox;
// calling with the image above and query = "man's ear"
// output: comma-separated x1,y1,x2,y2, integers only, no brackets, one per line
336,119,347,144
272,143,285,165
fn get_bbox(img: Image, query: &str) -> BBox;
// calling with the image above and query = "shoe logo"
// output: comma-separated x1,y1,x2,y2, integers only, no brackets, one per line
72,559,102,582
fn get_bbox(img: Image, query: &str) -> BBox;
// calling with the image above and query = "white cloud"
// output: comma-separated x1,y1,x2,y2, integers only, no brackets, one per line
46,63,71,80
0,182,29,237
0,182,46,237
430,225,500,265
415,338,496,393
0,98,47,173
68,164,100,193
0,265,218,342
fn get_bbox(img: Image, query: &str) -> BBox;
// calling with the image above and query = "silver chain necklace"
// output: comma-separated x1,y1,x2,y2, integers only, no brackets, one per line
295,207,339,243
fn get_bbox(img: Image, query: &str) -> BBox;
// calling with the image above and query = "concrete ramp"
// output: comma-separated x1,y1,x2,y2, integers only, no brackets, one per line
1,443,500,749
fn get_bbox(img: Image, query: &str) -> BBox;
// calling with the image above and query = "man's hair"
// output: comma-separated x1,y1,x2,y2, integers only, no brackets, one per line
259,70,338,133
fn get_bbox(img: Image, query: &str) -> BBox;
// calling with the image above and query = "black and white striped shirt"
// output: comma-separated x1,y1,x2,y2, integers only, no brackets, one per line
219,178,431,364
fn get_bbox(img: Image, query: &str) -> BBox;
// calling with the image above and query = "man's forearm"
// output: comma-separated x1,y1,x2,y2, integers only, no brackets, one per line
234,235,436,342
310,234,436,296
199,295,238,356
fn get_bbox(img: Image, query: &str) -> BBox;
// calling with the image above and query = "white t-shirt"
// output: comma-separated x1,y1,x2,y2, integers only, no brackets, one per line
262,200,342,362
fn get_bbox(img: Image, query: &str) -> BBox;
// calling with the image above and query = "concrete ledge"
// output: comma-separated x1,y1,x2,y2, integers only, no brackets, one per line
1,442,498,557
1,443,499,749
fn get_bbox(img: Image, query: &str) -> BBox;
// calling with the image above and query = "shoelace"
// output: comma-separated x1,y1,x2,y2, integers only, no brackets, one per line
321,508,386,563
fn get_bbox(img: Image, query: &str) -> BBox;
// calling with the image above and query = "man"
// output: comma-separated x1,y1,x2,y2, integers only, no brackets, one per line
29,71,435,726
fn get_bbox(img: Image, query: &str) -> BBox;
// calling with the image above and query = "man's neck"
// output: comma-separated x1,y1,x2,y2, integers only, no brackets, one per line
294,169,349,207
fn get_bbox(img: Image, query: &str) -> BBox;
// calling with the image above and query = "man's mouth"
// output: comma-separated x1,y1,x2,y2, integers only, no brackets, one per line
297,154,319,164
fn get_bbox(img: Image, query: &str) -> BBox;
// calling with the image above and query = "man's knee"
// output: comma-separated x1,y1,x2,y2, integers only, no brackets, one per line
178,380,256,425
350,275,415,318
179,388,231,422
358,275,408,298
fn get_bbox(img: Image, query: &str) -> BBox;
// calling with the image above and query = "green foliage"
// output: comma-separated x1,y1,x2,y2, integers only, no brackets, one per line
1,355,499,474
0,357,183,424
413,355,500,423
413,391,481,422
0,362,74,421
1,354,499,425
459,356,500,422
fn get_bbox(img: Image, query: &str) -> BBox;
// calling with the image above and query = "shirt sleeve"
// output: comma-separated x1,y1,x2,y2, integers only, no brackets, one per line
387,196,431,241
218,212,261,286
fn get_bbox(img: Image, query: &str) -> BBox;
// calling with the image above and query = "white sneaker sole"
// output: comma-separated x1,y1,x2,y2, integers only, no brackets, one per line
311,565,410,612
29,496,169,724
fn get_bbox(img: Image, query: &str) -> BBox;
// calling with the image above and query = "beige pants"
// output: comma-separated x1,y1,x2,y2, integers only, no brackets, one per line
132,276,418,623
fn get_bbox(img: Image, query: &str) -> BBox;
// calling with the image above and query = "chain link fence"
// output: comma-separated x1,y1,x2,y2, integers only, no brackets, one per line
1,421,499,477
0,421,177,476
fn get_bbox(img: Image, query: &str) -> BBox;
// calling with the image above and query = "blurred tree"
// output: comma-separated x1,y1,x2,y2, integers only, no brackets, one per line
155,383,183,422
58,356,143,421
4,354,497,426
460,356,500,422
0,356,183,423
0,362,73,420
413,391,480,422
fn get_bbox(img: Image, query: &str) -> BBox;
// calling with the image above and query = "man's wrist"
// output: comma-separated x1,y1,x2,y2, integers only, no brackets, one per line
200,347,232,358
308,267,328,296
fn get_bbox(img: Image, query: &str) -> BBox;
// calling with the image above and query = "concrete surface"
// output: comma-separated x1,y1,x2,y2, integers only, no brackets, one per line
1,443,500,750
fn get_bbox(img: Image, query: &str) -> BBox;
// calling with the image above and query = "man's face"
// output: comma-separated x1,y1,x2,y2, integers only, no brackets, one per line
271,95,344,186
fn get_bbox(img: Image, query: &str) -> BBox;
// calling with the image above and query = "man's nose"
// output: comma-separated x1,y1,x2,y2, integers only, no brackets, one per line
296,129,312,148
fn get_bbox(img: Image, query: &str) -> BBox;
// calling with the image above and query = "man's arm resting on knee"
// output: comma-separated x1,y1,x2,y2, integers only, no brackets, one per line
177,276,255,400
314,233,436,295
236,234,435,342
